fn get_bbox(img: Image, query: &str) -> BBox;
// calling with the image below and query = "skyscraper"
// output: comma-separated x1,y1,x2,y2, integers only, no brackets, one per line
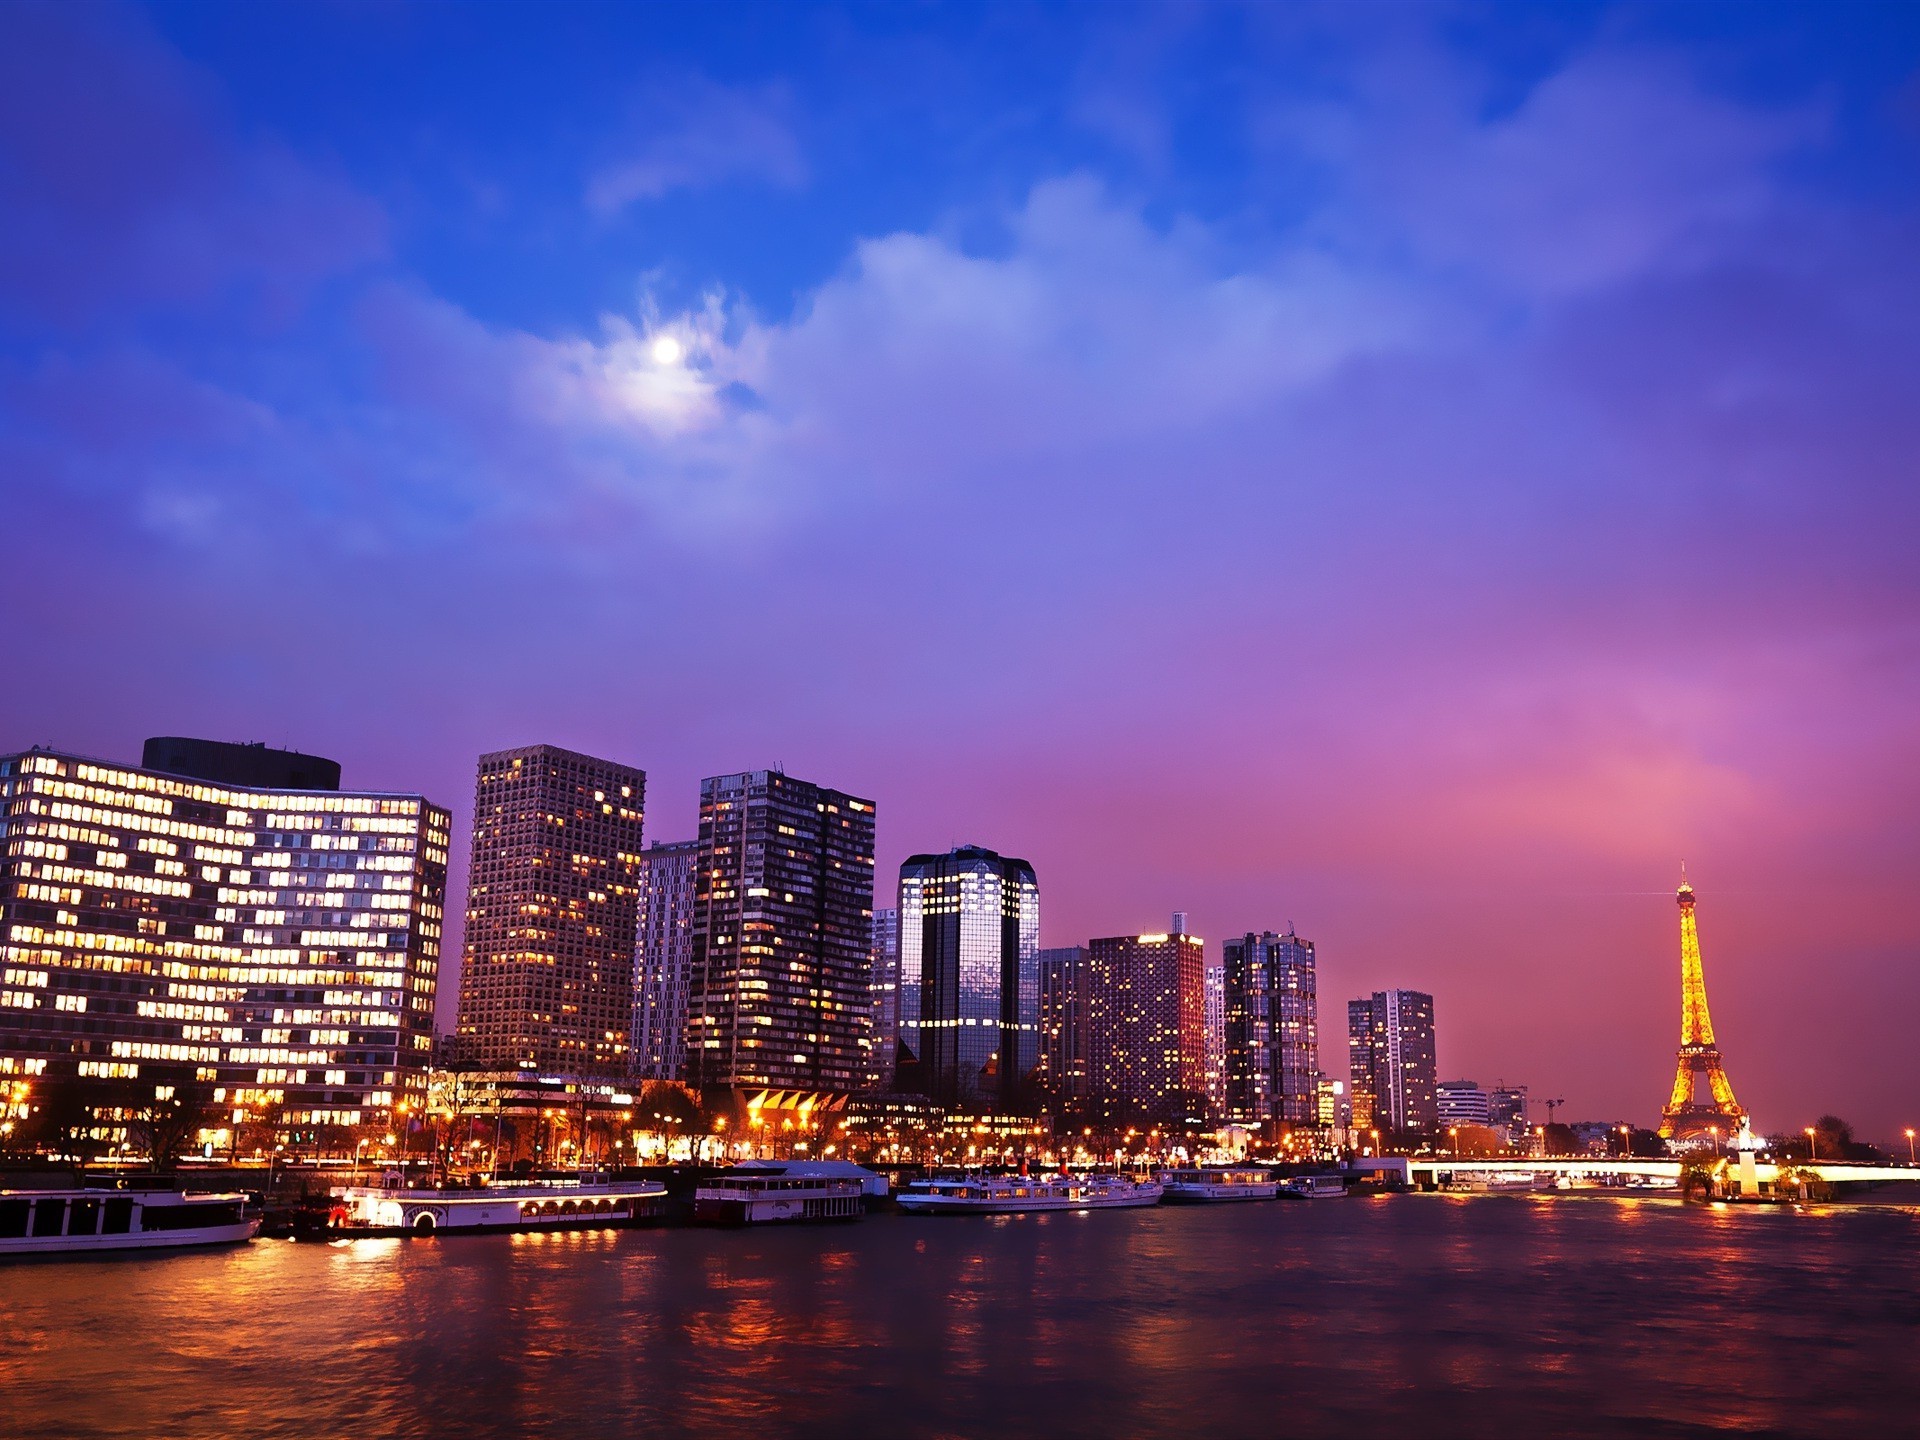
454,745,646,1077
867,906,901,1090
1037,945,1090,1103
631,839,699,1081
1348,989,1438,1133
897,845,1039,1109
0,741,449,1125
683,770,876,1093
1203,958,1226,1120
1086,926,1207,1121
1222,928,1319,1126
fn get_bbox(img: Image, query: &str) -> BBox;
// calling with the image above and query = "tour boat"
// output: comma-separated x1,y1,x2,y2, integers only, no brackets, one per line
1156,1167,1280,1203
692,1172,865,1225
1280,1174,1348,1199
0,1187,261,1257
896,1172,1164,1215
327,1175,669,1236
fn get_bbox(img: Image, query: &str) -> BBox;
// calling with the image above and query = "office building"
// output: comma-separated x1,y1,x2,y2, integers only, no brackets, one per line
1488,1084,1529,1144
0,741,449,1125
1203,958,1225,1120
684,770,876,1093
1437,1078,1492,1127
897,846,1039,1109
1348,989,1438,1133
454,745,646,1077
1086,922,1207,1121
867,906,901,1090
1222,928,1319,1126
631,839,699,1080
1037,945,1090,1103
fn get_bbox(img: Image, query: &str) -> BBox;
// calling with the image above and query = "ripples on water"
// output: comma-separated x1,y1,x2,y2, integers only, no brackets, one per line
3,1197,1916,1439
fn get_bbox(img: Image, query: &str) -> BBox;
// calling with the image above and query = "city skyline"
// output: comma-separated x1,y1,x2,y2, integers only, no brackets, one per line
3,4,1917,1138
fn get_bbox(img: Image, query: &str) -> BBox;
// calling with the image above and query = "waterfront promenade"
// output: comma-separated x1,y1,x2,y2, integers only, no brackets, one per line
3,1194,1915,1440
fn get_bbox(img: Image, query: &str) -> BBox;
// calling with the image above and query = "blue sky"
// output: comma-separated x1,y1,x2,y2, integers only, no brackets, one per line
4,1,1920,1135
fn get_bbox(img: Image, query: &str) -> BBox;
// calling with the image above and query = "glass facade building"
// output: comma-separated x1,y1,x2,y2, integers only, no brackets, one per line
631,839,699,1081
897,846,1039,1110
1037,945,1089,1103
1086,931,1207,1122
867,906,900,1091
1222,929,1319,1126
0,744,449,1125
1347,989,1438,1133
684,770,876,1094
453,745,646,1078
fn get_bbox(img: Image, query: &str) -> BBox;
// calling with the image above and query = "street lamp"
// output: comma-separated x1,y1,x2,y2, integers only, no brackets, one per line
1805,1126,1818,1162
1619,1125,1632,1159
1707,1125,1719,1159
1907,1129,1916,1166
1448,1127,1458,1158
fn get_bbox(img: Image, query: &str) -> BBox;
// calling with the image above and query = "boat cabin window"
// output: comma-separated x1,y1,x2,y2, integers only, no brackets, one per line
67,1198,101,1236
0,1198,28,1238
32,1199,68,1237
141,1200,242,1231
102,1198,134,1234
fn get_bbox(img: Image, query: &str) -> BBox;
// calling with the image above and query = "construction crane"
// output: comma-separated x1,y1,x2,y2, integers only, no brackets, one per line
1542,1098,1566,1124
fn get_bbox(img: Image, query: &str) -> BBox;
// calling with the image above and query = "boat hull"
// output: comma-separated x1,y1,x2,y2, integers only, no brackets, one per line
1160,1185,1280,1203
329,1184,668,1238
692,1195,863,1226
0,1219,261,1257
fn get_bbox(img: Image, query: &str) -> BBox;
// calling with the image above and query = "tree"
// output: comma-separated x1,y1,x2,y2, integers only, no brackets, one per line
130,1069,218,1172
1540,1123,1581,1157
20,1063,115,1166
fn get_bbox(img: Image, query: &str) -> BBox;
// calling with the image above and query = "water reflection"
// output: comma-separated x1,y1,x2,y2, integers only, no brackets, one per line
1,1199,1915,1438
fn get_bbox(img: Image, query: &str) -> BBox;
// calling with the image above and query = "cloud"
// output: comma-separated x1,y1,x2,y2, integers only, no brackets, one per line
586,78,806,214
1273,46,1824,300
0,4,385,327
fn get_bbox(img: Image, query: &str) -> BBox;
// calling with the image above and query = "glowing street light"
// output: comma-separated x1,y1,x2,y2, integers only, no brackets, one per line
1907,1129,1916,1165
1805,1126,1819,1162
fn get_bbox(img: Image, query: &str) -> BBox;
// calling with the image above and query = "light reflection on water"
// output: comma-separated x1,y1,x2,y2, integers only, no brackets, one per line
1,1197,1916,1439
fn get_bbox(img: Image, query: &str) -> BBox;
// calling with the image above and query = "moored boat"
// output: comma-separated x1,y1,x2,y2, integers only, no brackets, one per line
328,1176,668,1236
896,1172,1164,1215
1281,1174,1348,1199
693,1172,865,1225
1157,1167,1280,1203
0,1187,261,1257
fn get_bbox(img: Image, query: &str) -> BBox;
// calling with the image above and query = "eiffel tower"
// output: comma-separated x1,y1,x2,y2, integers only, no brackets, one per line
1658,866,1747,1142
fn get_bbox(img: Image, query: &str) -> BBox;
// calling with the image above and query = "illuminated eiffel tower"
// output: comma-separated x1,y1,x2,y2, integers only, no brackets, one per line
1658,866,1747,1142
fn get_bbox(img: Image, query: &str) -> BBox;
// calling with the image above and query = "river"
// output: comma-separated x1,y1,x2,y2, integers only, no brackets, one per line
3,1194,1916,1438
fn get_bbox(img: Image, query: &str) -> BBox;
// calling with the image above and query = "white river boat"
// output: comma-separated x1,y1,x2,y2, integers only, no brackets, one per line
329,1176,668,1236
896,1172,1164,1215
1157,1167,1281,1203
0,1187,261,1257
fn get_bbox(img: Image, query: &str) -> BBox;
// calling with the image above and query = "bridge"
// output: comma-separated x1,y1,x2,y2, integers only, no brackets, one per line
1351,1155,1920,1199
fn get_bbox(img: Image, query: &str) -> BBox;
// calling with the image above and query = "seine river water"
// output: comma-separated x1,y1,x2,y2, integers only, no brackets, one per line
4,1194,1917,1439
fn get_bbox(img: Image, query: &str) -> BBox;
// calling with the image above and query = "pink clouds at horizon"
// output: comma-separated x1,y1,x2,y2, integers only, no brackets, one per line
1,5,1916,1139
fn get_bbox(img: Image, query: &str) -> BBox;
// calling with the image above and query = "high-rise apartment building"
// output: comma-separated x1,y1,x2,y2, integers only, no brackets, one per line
454,745,645,1077
1203,959,1225,1120
1348,989,1438,1133
631,839,699,1081
1086,925,1207,1121
867,906,901,1090
1037,945,1090,1103
0,741,449,1124
897,846,1039,1109
684,770,876,1093
1222,928,1319,1126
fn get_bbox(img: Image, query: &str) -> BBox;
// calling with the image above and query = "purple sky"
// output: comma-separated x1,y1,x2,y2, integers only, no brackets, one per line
3,3,1917,1139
